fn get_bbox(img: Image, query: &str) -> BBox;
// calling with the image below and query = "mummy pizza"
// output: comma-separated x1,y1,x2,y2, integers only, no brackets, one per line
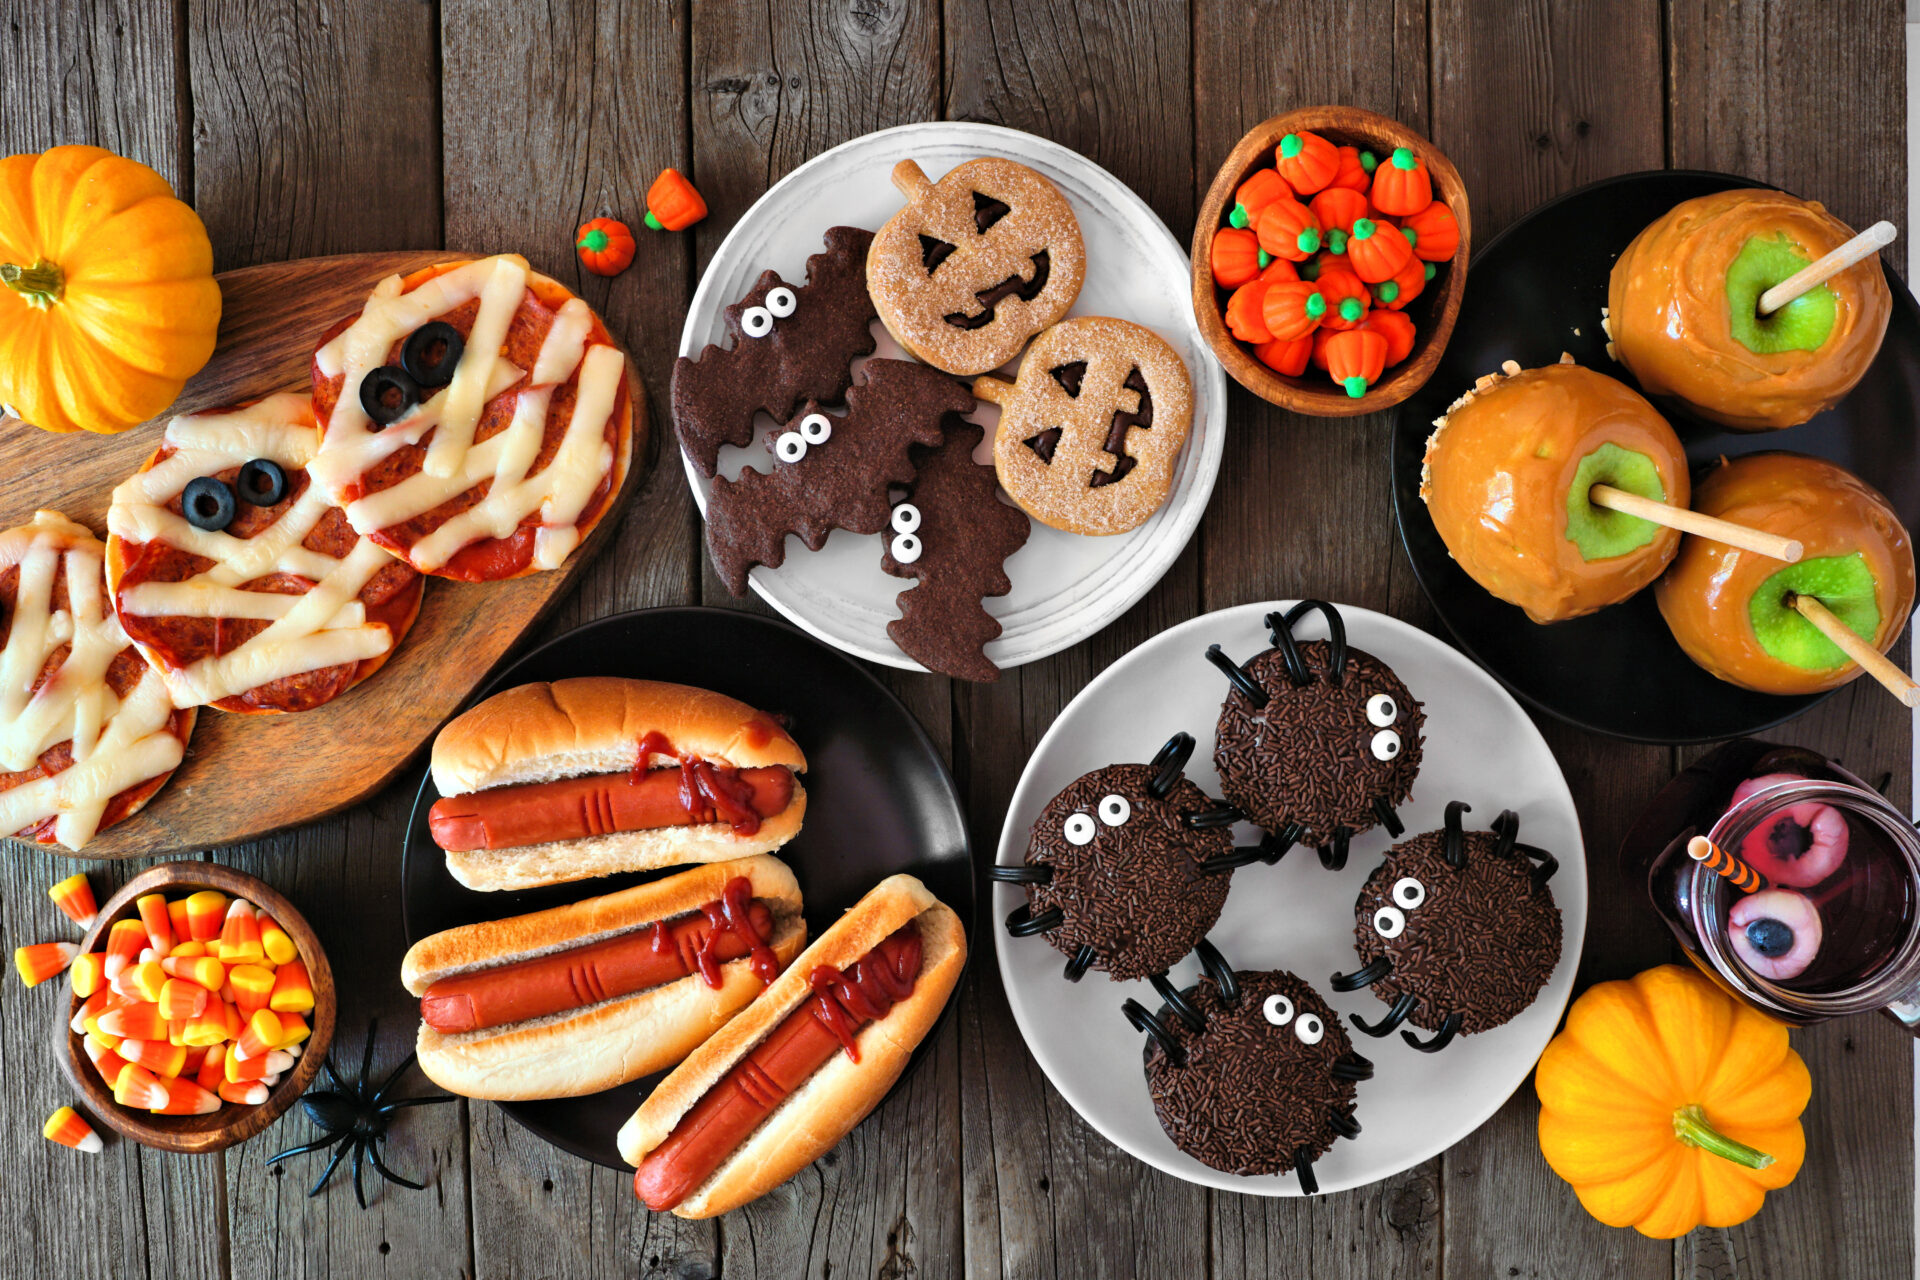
1206,601,1424,870
0,511,195,850
673,226,879,477
307,253,636,582
105,394,425,714
1333,802,1562,1052
868,158,1086,376
1124,950,1373,1193
993,733,1250,984
978,317,1195,536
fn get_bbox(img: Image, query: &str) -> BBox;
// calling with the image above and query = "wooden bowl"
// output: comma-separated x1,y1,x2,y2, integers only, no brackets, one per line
1192,105,1472,416
59,862,336,1153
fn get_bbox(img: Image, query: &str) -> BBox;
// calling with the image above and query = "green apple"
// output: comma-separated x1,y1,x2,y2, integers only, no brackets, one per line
1748,552,1880,669
1725,234,1837,355
1564,443,1668,561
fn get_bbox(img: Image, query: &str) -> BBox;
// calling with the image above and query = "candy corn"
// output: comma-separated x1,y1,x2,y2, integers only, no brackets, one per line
136,894,175,959
98,1001,167,1041
126,960,167,1004
184,890,226,942
167,898,191,944
182,1003,228,1048
162,954,225,992
259,915,297,966
196,1042,226,1091
117,1038,188,1077
228,965,276,1018
69,951,106,999
103,918,147,980
15,941,78,987
113,1063,169,1110
84,1036,132,1090
158,977,209,1022
218,900,262,964
48,874,97,929
71,989,109,1036
170,938,206,959
150,1076,220,1116
269,960,314,1015
225,1047,293,1083
43,1107,101,1153
180,1044,209,1076
218,1080,269,1106
232,1010,283,1061
275,1013,310,1050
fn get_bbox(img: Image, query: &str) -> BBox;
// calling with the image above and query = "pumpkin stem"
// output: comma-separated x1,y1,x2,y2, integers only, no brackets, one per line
1672,1104,1775,1170
1,258,65,309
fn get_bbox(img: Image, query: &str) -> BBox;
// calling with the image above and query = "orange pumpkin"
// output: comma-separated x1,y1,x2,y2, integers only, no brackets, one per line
1371,252,1429,311
575,217,637,276
1229,168,1293,230
1260,280,1329,342
1362,308,1417,365
1329,145,1375,193
1309,186,1371,237
1401,199,1460,262
1257,257,1300,284
1310,324,1339,372
1314,265,1371,331
1370,146,1433,217
1210,227,1265,288
1224,278,1277,343
1275,131,1340,197
1346,216,1413,284
1255,198,1322,262
1324,327,1389,397
644,168,707,231
1254,333,1314,377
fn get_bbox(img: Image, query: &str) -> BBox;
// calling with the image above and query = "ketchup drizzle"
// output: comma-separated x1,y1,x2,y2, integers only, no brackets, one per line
695,875,781,987
806,924,924,1063
631,730,675,785
630,729,767,836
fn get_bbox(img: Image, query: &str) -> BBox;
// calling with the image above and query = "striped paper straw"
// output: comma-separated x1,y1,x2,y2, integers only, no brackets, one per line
1687,835,1770,893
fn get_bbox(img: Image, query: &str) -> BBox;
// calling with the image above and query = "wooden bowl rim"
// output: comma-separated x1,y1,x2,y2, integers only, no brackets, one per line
1191,105,1474,417
60,861,337,1153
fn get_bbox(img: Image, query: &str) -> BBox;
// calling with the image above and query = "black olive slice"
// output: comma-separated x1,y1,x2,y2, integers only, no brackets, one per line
401,321,465,388
235,458,288,506
182,476,237,532
359,366,422,428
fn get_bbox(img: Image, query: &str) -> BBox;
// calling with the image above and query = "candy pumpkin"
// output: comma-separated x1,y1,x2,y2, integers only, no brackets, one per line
1260,280,1328,342
1255,198,1322,262
1309,186,1371,237
1224,278,1277,344
1229,168,1292,231
1371,252,1428,311
1210,227,1265,288
1329,145,1374,193
1536,965,1808,1239
0,145,220,434
1401,199,1460,262
1314,266,1371,331
1275,131,1340,197
644,168,707,231
1371,147,1433,217
1362,308,1417,365
575,217,636,276
1346,216,1414,284
1324,327,1387,397
1255,333,1313,377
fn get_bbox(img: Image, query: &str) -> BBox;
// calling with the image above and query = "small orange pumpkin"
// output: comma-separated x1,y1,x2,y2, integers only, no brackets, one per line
1309,186,1371,237
1275,131,1340,197
1401,199,1460,262
1324,327,1388,398
1257,257,1300,284
1361,308,1417,365
1314,266,1371,331
1224,278,1277,344
1346,216,1413,284
1254,198,1323,262
1260,280,1329,342
1370,146,1433,217
1210,227,1265,288
1229,168,1292,231
1371,253,1429,311
1254,333,1314,377
1329,145,1374,193
644,168,707,231
575,218,637,276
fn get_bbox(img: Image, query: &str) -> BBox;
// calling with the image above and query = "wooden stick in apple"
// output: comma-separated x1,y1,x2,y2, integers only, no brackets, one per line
1587,484,1804,562
1756,220,1897,316
1789,592,1920,707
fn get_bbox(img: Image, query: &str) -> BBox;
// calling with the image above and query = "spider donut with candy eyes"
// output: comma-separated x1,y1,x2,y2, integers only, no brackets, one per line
1205,600,1425,870
1122,946,1374,1193
1332,801,1563,1053
994,733,1265,989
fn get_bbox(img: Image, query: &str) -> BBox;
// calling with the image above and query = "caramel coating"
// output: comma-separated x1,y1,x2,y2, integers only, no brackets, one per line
1655,453,1914,695
1421,361,1687,623
1607,189,1891,431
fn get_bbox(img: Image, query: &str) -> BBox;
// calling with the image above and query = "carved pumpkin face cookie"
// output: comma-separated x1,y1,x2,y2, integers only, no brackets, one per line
977,317,1194,535
867,158,1086,376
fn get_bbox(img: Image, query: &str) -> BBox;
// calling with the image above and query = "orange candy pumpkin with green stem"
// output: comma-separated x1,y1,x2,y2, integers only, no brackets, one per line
1370,146,1433,217
1275,131,1340,197
575,217,636,276
1254,333,1314,377
1260,280,1329,342
1401,198,1460,262
1314,265,1371,331
644,168,707,231
1228,168,1292,231
1371,252,1429,311
1224,278,1277,343
1328,145,1376,193
1324,327,1388,398
1361,308,1416,365
1346,216,1414,284
1210,226,1267,288
1254,197,1323,262
1309,186,1372,238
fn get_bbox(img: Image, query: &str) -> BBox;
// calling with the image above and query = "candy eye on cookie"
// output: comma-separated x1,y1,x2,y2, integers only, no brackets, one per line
888,502,922,565
741,285,800,339
774,411,834,464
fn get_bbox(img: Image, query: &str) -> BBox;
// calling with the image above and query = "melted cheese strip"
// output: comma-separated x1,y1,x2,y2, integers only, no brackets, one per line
107,394,406,708
308,256,625,573
0,511,185,850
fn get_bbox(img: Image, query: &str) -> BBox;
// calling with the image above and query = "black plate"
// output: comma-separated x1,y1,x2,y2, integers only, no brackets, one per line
400,606,973,1169
1392,170,1920,744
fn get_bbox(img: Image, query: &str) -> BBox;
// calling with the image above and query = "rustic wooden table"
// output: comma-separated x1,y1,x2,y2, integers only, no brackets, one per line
3,2,1912,1277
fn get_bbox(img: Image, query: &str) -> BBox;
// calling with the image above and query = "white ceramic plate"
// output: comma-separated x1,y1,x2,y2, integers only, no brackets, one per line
677,122,1226,673
993,602,1587,1196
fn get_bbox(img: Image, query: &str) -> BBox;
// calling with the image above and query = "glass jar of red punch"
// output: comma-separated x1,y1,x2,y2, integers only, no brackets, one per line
1621,738,1920,1028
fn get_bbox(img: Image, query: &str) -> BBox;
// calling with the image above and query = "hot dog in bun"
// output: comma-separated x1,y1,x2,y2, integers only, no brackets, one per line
619,873,966,1218
401,855,806,1100
428,677,807,891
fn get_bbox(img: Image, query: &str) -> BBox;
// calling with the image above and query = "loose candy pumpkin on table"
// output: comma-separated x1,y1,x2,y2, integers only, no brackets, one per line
644,168,707,231
575,217,636,276
0,145,220,434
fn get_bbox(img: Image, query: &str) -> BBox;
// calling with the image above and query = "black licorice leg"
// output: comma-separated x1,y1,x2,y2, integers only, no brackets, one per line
1266,618,1312,687
1331,1051,1374,1082
1491,809,1520,859
1184,805,1242,830
1402,1011,1465,1053
1283,600,1349,685
1205,644,1270,707
1443,801,1472,869
1350,992,1418,1037
1318,826,1351,871
1328,1106,1362,1140
1151,972,1206,1031
1194,938,1239,1006
1004,904,1064,937
988,863,1053,885
1063,945,1097,982
1517,842,1560,890
1122,998,1185,1067
1264,822,1304,862
1371,795,1405,838
1329,956,1392,992
1293,1149,1320,1196
1147,732,1197,799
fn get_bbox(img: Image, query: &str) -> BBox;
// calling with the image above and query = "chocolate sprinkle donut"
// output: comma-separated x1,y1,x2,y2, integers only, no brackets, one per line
1144,971,1358,1176
1213,641,1424,846
1024,763,1233,981
1354,829,1562,1034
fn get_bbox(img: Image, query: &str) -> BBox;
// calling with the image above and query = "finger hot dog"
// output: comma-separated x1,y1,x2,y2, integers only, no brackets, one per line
618,874,967,1219
401,856,805,1100
428,765,796,853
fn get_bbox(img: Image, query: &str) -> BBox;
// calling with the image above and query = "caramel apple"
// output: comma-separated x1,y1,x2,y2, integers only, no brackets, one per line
1655,453,1914,695
1607,189,1891,431
1420,358,1689,623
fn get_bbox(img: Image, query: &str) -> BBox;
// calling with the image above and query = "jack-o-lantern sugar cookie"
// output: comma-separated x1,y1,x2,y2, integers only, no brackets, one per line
1,511,195,851
308,253,636,582
979,317,1194,536
868,158,1086,376
106,393,425,714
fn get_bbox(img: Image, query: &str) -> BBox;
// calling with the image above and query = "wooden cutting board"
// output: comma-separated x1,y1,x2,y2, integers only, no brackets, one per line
0,251,648,859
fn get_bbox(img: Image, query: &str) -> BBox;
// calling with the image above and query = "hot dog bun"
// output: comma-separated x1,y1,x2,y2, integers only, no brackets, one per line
402,855,806,1100
431,677,808,891
617,873,967,1218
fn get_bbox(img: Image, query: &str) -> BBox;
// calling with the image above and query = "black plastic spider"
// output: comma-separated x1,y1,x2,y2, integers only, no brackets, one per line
265,1018,456,1208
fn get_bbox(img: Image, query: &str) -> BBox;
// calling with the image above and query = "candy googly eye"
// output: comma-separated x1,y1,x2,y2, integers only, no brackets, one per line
774,431,807,463
1064,813,1096,845
1373,905,1405,938
765,286,797,318
1392,876,1426,909
799,412,832,445
1097,794,1131,826
890,532,922,564
891,503,922,534
1261,994,1294,1026
1294,1013,1325,1045
1366,693,1398,726
742,306,774,338
1370,729,1401,761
